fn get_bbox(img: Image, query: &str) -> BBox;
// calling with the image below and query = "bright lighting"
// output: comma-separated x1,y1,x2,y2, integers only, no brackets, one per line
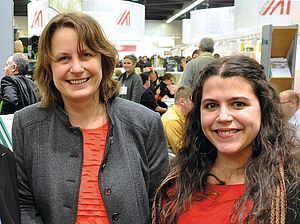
166,0,205,24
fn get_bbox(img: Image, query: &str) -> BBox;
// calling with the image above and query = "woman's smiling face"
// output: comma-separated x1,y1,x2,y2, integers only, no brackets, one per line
200,75,261,160
50,27,102,105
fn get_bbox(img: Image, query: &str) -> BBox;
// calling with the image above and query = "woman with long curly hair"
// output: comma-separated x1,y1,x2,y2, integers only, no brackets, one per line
153,55,300,224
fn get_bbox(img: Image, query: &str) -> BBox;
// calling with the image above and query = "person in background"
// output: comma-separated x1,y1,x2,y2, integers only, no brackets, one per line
179,57,187,71
161,86,192,155
155,73,175,109
279,90,300,141
182,37,215,87
191,49,199,59
186,56,192,64
1,53,39,114
0,145,20,224
139,56,152,72
118,54,143,103
153,55,300,224
140,72,167,115
149,69,159,94
13,12,169,224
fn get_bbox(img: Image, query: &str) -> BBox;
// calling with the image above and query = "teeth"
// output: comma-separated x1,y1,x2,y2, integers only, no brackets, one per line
217,130,238,136
69,78,88,85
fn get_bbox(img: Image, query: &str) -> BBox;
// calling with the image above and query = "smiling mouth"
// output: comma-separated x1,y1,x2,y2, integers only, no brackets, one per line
215,130,240,136
67,77,90,85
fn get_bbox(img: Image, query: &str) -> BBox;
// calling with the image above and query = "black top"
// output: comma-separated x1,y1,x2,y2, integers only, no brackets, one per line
155,82,174,99
155,82,174,109
141,88,159,111
0,145,20,224
0,74,39,114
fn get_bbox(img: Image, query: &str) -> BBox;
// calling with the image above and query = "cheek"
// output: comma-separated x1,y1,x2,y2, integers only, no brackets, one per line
51,65,66,86
200,111,214,131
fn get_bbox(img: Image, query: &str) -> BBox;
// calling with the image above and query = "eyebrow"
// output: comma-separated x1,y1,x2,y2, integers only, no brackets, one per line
202,96,250,102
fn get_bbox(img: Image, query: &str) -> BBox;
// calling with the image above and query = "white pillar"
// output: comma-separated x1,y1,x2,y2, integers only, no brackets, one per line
0,0,14,78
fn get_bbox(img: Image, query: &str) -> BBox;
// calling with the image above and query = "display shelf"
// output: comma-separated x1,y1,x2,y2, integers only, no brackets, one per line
261,24,298,93
269,77,294,94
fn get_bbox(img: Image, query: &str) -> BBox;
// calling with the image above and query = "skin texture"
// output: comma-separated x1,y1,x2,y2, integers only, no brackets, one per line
3,56,15,76
279,91,297,120
50,27,103,107
201,76,261,168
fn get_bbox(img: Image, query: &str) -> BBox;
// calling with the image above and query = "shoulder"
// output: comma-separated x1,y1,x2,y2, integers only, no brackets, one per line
110,97,158,118
0,144,11,155
1,75,14,83
13,103,51,128
0,144,15,163
108,97,161,129
131,73,142,80
162,106,180,121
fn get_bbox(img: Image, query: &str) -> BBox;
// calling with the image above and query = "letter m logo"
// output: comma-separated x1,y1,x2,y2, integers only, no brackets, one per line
261,0,291,16
31,10,43,28
116,10,130,26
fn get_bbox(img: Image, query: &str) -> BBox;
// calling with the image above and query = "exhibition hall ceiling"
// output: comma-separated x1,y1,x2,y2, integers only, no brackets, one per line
14,0,234,21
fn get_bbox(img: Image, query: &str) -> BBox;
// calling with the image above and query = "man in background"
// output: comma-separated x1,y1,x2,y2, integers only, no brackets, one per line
182,37,215,87
1,53,39,114
161,86,193,155
279,89,300,140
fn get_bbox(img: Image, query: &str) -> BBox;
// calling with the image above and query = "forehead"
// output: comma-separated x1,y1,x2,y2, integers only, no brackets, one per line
202,76,257,99
7,56,14,64
279,92,289,100
51,27,89,51
123,58,133,63
51,27,77,46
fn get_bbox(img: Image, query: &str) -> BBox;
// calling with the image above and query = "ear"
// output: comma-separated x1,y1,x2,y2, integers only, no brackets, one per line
11,64,17,72
178,98,184,105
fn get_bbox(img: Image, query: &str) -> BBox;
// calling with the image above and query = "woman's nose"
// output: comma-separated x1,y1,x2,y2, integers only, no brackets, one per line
216,106,233,122
70,58,84,73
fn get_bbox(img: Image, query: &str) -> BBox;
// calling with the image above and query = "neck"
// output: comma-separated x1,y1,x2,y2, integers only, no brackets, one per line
209,153,251,185
64,99,107,129
126,70,133,77
177,105,187,116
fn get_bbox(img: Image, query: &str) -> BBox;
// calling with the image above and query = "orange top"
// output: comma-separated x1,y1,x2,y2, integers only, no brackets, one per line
177,184,253,224
76,123,110,224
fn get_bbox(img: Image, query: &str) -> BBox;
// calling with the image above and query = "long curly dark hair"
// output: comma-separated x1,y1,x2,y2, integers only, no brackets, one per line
159,55,300,223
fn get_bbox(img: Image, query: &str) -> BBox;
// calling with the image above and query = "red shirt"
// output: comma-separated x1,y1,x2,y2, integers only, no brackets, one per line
177,184,253,224
76,123,110,224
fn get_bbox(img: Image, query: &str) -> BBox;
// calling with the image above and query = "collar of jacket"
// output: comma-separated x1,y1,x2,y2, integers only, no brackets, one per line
199,52,214,58
52,99,115,133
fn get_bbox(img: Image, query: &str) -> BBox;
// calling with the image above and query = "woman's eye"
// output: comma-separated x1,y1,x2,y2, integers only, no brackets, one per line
81,52,93,60
233,101,245,108
57,56,70,62
205,103,217,109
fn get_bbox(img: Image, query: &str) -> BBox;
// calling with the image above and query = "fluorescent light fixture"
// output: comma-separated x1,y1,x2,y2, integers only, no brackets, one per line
166,0,205,24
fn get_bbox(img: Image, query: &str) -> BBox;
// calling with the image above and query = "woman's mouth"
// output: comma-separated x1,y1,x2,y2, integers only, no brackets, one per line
215,129,239,136
67,77,90,85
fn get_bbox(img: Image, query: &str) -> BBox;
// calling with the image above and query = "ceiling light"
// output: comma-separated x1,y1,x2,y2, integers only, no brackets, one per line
166,0,205,24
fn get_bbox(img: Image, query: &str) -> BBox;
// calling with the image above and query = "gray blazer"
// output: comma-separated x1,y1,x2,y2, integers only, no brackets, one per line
118,72,143,103
13,97,169,224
